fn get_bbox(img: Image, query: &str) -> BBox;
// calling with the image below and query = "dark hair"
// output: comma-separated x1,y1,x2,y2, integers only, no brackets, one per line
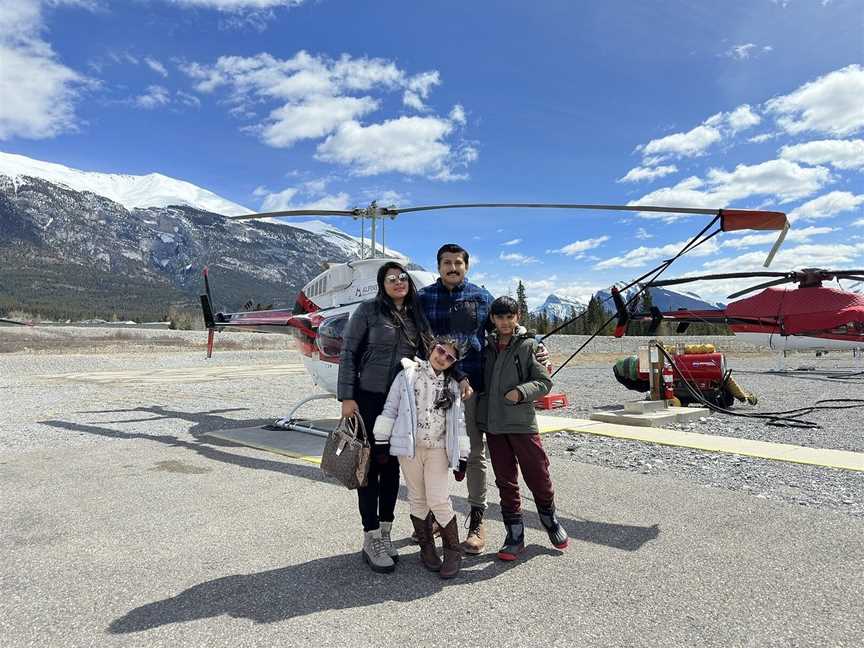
490,295,519,316
436,243,469,266
375,261,432,349
431,336,463,408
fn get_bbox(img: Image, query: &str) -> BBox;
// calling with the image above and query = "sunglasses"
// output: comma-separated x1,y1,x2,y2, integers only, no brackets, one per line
434,344,458,364
384,272,409,285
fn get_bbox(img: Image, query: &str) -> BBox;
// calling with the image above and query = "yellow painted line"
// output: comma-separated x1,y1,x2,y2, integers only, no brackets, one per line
537,414,864,472
206,430,322,466
40,363,305,385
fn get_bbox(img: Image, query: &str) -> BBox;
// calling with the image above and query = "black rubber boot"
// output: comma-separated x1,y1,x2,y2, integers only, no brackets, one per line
496,513,525,561
538,503,569,549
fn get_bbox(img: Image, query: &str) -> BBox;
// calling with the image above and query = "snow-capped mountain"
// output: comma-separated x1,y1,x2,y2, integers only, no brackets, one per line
595,284,724,312
0,151,251,216
266,218,405,260
531,294,587,322
0,151,395,260
0,174,353,320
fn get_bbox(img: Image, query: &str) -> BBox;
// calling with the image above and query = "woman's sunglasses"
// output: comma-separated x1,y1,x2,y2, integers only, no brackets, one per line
384,272,409,284
434,344,458,364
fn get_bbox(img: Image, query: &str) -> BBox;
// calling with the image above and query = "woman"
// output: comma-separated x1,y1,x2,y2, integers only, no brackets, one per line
338,261,432,573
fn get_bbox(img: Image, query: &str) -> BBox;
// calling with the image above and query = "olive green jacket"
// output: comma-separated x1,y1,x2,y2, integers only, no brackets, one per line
477,327,552,434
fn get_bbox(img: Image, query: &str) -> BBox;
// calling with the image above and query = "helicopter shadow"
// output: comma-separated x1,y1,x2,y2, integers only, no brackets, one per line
41,405,660,553
108,546,557,633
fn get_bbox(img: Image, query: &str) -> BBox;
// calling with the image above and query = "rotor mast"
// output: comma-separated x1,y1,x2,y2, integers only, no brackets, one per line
355,201,397,259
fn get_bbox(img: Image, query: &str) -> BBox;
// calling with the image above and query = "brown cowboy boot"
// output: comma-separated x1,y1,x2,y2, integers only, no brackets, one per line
461,506,486,554
410,517,440,544
410,514,442,571
439,516,463,579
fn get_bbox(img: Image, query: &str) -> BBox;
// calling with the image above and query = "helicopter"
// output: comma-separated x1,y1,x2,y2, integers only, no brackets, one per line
199,201,789,429
615,268,864,352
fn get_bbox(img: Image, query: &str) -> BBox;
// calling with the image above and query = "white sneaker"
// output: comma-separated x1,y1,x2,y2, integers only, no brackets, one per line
362,529,395,573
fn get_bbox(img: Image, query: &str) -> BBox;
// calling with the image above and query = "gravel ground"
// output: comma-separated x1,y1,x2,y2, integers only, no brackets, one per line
2,327,862,520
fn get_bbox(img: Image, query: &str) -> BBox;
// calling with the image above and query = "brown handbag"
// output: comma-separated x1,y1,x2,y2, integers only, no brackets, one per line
321,413,371,489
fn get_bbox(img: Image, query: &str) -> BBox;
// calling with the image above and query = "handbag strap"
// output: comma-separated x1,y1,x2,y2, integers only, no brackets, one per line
340,412,368,445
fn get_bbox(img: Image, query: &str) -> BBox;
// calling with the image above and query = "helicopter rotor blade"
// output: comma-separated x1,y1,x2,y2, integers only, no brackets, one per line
391,203,720,216
228,209,356,221
645,271,790,289
727,277,796,299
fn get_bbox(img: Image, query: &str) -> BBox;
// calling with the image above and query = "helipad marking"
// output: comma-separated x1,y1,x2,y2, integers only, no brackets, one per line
205,425,325,466
41,363,306,385
537,415,864,472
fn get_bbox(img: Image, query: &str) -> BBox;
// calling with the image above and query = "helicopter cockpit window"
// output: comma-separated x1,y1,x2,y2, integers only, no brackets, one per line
317,313,348,358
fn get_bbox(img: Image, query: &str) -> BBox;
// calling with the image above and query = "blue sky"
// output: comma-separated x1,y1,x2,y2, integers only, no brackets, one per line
1,0,863,306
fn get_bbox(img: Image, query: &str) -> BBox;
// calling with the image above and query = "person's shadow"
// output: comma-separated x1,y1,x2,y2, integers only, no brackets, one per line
108,547,558,633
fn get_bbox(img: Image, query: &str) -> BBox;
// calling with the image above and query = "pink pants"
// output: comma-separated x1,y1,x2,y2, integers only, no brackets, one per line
398,446,456,525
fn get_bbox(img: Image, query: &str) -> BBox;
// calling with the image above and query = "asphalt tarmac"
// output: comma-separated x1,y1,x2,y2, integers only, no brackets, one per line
2,351,863,647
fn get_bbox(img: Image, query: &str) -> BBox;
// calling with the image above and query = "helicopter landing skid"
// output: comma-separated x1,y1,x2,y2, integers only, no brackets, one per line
271,393,338,438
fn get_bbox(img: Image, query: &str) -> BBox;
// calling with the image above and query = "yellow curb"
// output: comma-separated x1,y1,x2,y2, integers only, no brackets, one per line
537,414,864,472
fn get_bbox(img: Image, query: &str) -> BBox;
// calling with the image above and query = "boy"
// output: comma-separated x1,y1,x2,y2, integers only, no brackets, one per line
477,296,569,560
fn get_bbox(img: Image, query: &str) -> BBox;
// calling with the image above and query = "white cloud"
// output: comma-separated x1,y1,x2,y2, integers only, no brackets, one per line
499,251,538,265
701,243,864,274
182,51,473,179
502,238,522,246
134,84,170,109
552,236,610,257
641,124,721,160
636,227,653,240
780,139,864,170
144,57,168,77
724,44,772,61
261,95,379,147
854,219,864,227
721,226,834,249
316,116,478,179
258,185,350,211
748,133,776,143
0,0,91,140
166,0,305,10
176,90,201,108
704,159,831,203
765,64,864,137
618,164,678,183
449,104,466,125
787,191,864,222
726,43,757,60
402,70,440,111
637,104,761,166
727,104,761,132
594,237,720,270
631,159,831,221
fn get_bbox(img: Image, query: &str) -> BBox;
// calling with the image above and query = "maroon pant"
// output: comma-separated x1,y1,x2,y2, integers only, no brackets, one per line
486,432,555,515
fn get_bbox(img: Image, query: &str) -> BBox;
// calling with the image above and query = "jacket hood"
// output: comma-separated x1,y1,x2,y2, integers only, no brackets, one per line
401,357,420,370
488,325,532,344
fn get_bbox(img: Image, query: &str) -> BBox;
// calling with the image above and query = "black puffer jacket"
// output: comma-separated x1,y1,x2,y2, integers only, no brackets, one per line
338,300,427,400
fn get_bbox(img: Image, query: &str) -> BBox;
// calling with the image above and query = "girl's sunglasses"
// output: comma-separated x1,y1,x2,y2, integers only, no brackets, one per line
434,344,458,364
384,272,409,284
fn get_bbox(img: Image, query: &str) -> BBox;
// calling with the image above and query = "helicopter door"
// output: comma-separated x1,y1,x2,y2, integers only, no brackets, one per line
316,313,349,362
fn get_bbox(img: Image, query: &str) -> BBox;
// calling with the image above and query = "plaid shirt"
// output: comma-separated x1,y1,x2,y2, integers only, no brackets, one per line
418,278,494,391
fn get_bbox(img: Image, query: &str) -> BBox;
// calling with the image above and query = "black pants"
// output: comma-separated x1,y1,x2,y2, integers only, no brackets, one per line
356,389,400,532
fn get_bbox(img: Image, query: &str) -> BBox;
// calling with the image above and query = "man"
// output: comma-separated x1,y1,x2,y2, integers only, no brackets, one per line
418,243,492,554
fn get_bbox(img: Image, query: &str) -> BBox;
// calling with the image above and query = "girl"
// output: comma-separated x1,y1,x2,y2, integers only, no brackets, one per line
373,338,469,579
338,262,433,573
